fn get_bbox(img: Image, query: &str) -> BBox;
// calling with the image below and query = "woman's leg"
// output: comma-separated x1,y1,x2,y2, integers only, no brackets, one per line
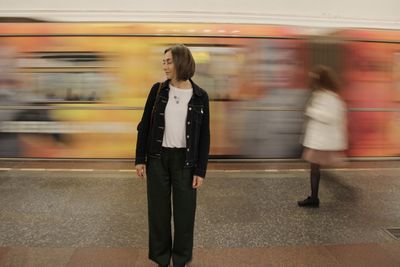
170,149,197,267
298,163,320,207
310,163,321,199
147,155,172,266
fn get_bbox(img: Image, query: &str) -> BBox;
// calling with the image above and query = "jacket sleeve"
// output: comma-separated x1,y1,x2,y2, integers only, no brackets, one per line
305,92,341,124
194,92,210,178
135,83,160,165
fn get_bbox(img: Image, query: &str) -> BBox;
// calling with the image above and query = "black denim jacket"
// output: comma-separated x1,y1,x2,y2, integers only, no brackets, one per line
135,79,210,178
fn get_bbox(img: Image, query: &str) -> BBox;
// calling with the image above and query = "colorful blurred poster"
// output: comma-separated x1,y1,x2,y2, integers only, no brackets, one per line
341,30,400,156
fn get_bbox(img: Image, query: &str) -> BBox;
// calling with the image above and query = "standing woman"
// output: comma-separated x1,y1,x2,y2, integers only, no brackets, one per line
135,44,210,267
298,65,347,207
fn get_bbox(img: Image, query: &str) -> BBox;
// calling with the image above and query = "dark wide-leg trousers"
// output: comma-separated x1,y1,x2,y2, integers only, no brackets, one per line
146,147,197,267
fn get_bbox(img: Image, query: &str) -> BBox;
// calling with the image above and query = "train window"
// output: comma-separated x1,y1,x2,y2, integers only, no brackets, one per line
246,40,304,91
17,52,115,103
394,52,400,102
190,46,244,101
154,45,244,101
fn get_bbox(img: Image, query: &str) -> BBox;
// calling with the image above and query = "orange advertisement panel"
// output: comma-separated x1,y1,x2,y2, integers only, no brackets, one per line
340,29,400,156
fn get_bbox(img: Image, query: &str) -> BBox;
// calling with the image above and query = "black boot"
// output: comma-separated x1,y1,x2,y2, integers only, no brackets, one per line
297,196,319,207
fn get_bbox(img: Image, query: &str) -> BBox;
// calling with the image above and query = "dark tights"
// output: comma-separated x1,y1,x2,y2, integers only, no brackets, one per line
310,163,321,199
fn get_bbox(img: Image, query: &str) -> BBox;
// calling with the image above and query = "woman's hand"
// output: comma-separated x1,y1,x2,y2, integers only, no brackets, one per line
135,164,146,179
192,175,204,189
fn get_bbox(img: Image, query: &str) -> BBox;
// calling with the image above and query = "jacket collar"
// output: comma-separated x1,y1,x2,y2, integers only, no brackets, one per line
162,79,203,97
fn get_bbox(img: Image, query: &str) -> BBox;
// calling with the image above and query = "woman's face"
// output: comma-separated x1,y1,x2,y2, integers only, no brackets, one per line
163,50,176,80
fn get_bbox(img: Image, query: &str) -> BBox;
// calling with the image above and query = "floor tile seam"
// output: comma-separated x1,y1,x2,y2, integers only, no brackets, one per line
0,245,367,252
1,167,400,173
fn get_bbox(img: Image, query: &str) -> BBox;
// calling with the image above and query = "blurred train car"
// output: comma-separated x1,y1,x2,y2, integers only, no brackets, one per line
0,22,309,158
0,22,399,159
309,29,400,157
337,29,400,157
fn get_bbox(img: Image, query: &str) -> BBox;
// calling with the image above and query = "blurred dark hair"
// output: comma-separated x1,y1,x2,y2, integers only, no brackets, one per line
309,65,340,92
164,44,195,81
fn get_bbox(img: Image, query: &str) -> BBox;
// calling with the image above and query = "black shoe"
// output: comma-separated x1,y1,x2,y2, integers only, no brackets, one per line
297,196,319,207
158,265,169,267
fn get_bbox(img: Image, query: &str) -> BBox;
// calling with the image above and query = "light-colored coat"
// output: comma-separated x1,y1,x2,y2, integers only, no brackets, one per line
302,89,348,151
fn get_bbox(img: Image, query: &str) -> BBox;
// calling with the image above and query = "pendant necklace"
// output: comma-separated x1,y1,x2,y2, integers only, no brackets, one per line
173,95,180,104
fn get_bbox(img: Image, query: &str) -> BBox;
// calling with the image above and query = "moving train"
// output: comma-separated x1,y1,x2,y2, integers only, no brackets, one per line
0,22,399,159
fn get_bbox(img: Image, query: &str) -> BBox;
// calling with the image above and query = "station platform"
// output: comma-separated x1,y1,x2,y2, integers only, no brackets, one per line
0,159,399,266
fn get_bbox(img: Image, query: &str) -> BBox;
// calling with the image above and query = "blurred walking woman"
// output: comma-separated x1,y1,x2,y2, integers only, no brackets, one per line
298,65,347,207
135,44,210,267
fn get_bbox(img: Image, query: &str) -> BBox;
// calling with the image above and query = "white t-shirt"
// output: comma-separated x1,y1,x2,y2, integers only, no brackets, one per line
162,84,193,148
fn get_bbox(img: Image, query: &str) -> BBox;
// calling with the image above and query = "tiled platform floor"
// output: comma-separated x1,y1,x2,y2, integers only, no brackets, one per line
0,160,399,266
0,243,400,267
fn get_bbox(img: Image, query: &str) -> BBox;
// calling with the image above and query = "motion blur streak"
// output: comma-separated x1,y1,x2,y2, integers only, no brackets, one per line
0,23,399,158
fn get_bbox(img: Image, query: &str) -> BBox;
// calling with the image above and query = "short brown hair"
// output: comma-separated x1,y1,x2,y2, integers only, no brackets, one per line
164,44,195,81
309,65,340,92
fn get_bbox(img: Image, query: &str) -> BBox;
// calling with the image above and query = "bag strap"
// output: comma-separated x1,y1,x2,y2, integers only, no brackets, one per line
150,82,163,128
152,82,162,113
